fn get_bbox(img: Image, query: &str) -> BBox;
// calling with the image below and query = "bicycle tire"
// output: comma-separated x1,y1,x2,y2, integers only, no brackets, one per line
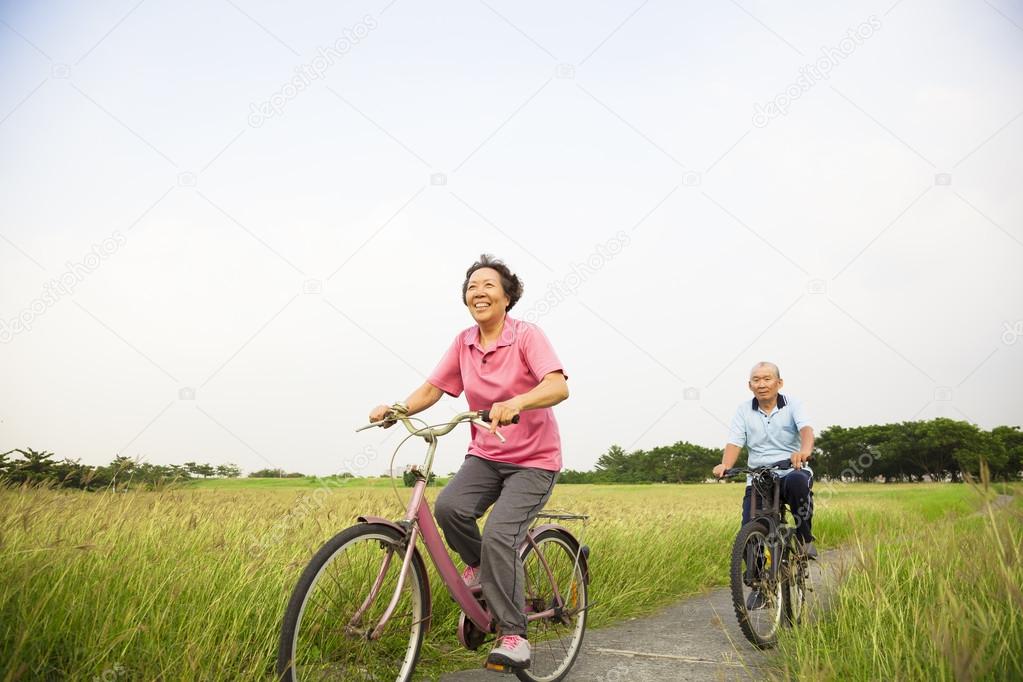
515,528,589,682
782,536,807,627
276,523,429,682
729,521,783,649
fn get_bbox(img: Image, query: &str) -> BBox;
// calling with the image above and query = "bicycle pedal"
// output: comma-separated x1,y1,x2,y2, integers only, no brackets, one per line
484,662,515,673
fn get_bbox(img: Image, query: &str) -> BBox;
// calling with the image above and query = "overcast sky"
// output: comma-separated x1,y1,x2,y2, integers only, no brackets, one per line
1,0,1021,477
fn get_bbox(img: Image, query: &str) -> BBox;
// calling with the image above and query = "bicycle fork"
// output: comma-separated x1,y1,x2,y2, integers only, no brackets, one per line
370,526,420,640
349,474,431,640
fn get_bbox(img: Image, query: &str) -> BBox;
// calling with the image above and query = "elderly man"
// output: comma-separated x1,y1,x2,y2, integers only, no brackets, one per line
713,361,817,562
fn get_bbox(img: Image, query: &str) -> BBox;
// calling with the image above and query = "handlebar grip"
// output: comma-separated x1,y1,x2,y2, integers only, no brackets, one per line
480,410,520,425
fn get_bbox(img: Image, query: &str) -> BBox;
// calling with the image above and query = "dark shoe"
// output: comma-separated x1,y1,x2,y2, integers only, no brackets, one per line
800,540,818,561
746,589,768,610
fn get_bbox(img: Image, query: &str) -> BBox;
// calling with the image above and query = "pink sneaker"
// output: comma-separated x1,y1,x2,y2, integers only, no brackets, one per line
461,564,480,588
487,634,530,669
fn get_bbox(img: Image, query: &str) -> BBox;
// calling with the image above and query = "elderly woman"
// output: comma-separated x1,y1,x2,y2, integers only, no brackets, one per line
368,254,569,671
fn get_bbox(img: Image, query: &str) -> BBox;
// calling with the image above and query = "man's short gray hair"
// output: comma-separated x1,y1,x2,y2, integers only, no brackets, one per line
749,361,781,379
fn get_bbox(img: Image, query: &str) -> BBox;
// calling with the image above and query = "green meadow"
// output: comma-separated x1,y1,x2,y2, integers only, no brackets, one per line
1,480,1017,680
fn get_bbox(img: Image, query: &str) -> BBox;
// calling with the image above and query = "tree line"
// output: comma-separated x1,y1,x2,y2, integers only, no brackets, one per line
4,418,1020,490
561,418,1022,484
0,450,263,490
812,419,1022,482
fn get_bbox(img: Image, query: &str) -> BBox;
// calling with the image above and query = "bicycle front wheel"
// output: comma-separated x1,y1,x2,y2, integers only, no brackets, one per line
276,523,428,682
517,528,589,682
729,521,783,649
783,537,808,627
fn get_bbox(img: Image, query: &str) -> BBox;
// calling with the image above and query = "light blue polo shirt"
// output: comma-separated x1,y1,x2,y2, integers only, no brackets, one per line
727,394,812,485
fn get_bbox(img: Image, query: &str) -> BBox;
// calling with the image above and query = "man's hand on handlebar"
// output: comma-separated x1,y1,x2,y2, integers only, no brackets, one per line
712,463,728,479
790,451,812,470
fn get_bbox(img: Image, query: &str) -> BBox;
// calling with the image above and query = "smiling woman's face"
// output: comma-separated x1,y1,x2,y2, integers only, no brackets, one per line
465,267,510,324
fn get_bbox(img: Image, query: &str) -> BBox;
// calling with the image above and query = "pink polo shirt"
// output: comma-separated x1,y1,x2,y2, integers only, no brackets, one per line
428,316,566,472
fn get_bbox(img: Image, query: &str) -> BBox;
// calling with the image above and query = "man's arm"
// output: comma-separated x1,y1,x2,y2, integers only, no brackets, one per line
713,443,742,478
791,426,815,470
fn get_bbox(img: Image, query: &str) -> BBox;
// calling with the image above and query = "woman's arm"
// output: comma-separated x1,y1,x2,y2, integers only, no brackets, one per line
368,382,444,423
486,371,568,431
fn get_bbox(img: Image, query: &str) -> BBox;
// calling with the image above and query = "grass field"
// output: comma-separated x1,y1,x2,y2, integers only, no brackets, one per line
773,483,1022,681
0,479,1012,680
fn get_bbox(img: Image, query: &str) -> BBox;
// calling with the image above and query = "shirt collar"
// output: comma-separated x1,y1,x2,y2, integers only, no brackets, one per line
464,317,517,350
751,394,787,411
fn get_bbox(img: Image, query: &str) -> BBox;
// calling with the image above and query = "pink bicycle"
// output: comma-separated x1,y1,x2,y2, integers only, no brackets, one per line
276,407,591,682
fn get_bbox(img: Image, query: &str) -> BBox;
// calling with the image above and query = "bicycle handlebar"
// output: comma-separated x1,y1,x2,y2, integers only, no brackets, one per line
356,409,520,442
480,410,520,425
721,458,795,478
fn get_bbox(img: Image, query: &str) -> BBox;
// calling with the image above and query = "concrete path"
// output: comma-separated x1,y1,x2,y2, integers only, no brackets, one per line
441,549,850,682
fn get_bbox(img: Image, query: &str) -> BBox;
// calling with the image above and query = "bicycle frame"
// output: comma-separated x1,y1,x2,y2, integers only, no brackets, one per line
353,412,581,639
730,461,800,583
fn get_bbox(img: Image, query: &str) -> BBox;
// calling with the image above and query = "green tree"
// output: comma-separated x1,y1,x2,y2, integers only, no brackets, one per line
5,448,56,484
991,426,1023,480
215,463,241,478
954,430,1008,480
403,470,436,487
594,444,629,482
194,463,216,478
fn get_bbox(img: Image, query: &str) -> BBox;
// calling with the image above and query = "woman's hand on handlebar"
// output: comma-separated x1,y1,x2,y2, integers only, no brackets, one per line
368,404,396,427
485,399,521,434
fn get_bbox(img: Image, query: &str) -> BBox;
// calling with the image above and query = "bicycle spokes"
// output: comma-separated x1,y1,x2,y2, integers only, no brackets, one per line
521,530,588,681
280,525,427,682
731,524,783,648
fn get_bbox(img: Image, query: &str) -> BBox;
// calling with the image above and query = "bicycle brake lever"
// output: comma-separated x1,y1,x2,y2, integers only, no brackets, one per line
471,418,506,443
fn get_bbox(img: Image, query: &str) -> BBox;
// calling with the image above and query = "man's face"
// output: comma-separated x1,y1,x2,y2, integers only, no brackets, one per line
749,368,783,403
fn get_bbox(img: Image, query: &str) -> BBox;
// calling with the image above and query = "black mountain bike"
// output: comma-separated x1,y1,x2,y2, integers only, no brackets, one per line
722,459,810,649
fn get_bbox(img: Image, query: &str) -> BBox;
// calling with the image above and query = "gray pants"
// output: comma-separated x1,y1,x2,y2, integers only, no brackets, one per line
434,455,557,636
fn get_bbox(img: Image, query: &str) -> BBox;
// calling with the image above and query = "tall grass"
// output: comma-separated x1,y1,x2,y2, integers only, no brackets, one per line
772,485,1022,681
0,482,981,680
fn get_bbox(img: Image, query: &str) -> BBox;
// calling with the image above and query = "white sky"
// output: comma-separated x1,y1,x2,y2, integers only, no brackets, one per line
1,0,1021,477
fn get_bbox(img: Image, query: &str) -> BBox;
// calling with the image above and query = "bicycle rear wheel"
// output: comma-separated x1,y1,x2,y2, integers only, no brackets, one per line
516,528,589,682
276,523,429,682
729,521,783,649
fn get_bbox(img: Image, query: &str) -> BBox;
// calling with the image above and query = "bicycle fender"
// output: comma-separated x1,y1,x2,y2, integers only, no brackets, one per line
357,515,409,535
